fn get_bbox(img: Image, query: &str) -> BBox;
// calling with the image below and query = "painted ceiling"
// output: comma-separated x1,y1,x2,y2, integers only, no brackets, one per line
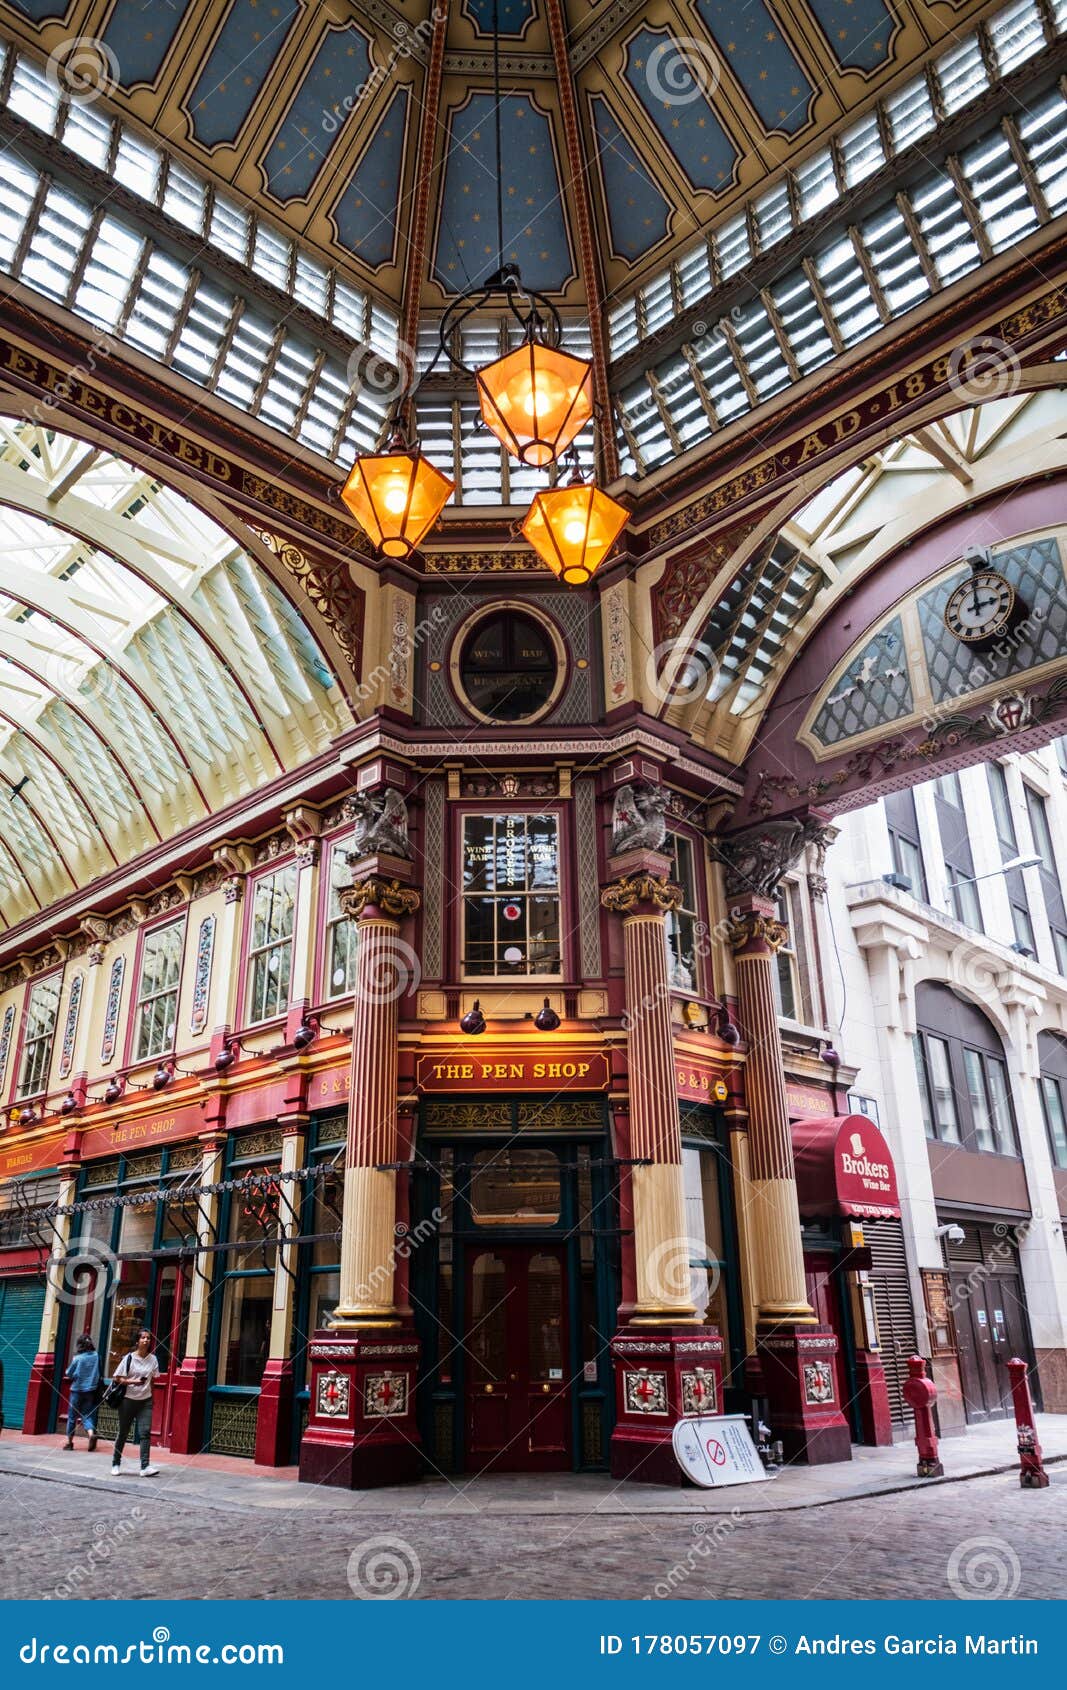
0,0,1009,309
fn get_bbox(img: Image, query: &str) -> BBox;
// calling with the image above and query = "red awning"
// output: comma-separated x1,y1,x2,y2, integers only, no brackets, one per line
792,1113,900,1220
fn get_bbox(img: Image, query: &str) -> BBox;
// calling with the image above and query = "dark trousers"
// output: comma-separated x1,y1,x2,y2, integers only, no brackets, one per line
113,1397,153,1468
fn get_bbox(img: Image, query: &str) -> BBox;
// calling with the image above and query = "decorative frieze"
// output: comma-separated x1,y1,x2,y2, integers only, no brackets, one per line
99,957,125,1066
58,974,83,1082
601,873,683,914
0,1005,15,1094
338,878,421,921
189,915,216,1037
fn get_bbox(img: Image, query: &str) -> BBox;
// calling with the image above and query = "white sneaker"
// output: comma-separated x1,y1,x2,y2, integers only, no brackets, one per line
139,1466,160,1477
110,1465,121,1476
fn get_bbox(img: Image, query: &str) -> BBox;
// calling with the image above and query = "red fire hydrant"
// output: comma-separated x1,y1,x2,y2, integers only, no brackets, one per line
902,1355,943,1478
1007,1357,1050,1488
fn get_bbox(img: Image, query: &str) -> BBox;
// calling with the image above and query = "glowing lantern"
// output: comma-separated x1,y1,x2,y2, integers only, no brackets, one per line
521,477,629,586
476,341,593,467
341,443,454,559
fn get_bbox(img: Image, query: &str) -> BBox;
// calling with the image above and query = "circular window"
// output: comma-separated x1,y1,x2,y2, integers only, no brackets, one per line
453,606,565,724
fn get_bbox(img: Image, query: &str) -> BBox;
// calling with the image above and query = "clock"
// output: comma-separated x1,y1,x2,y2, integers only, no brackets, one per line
943,569,1017,646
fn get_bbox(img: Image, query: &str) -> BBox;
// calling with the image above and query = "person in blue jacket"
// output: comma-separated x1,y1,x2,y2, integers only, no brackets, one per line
63,1334,101,1451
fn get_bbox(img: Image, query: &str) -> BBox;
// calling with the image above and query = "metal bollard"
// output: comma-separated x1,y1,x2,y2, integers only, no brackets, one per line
1007,1357,1050,1489
902,1355,944,1478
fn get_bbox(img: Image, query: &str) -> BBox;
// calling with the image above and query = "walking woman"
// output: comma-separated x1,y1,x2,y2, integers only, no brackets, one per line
109,1328,161,1477
63,1334,100,1451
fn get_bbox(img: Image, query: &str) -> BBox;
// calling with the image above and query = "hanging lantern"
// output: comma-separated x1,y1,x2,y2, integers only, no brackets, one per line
476,340,593,468
521,476,628,586
341,437,454,559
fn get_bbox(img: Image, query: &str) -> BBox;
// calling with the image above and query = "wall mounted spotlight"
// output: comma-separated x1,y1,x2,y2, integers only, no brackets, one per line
460,1000,487,1036
152,1061,174,1091
293,1017,319,1051
59,1092,79,1116
103,1077,124,1105
534,997,561,1032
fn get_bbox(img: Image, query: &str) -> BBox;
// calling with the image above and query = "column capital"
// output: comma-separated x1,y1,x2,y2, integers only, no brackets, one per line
339,877,421,921
727,899,789,958
715,813,836,901
601,871,684,916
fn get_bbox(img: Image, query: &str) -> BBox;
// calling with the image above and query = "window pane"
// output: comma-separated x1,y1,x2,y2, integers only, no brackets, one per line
963,1047,995,1151
462,815,561,976
928,1037,962,1142
216,1275,273,1386
914,1036,936,1139
1040,1076,1067,1168
470,1148,561,1225
983,1056,1016,1156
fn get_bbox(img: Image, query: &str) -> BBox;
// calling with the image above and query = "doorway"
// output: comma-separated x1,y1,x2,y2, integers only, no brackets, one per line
466,1244,570,1471
151,1261,191,1446
946,1219,1037,1423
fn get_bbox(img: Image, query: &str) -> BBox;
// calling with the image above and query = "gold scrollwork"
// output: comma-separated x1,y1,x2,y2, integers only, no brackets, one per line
339,878,422,920
726,913,789,955
601,873,684,914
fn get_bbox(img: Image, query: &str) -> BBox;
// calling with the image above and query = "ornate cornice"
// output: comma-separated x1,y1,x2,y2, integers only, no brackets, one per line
601,873,684,915
339,879,421,920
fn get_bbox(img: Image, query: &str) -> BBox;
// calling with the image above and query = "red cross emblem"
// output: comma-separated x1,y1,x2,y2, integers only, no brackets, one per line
634,1376,656,1403
691,1377,708,1403
324,1378,341,1406
376,1378,395,1406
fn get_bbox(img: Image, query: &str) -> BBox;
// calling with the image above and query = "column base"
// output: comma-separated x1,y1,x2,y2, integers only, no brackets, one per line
22,1351,57,1435
168,1358,209,1455
255,1359,295,1467
609,1326,725,1486
298,1329,422,1490
853,1349,894,1446
757,1325,852,1465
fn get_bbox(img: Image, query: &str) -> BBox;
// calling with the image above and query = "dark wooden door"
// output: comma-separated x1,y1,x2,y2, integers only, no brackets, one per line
465,1244,570,1472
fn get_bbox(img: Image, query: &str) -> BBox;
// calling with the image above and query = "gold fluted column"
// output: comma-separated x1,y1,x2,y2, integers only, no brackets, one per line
728,897,814,1324
331,876,420,1329
602,869,698,1323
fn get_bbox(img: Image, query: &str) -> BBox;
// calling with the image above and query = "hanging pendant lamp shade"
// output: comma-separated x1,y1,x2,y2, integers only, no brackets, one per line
341,441,454,559
521,476,628,586
477,340,594,468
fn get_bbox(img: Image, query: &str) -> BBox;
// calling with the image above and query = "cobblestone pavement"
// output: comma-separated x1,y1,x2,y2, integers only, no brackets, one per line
1,1466,1064,1602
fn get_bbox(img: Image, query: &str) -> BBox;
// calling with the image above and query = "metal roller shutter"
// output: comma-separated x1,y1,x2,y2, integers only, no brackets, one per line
866,1218,919,1425
0,1277,46,1430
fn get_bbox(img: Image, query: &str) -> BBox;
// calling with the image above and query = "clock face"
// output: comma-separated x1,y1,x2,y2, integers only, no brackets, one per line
943,570,1015,643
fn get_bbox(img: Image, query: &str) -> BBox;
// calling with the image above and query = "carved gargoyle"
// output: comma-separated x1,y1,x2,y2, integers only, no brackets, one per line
345,788,411,859
611,782,668,854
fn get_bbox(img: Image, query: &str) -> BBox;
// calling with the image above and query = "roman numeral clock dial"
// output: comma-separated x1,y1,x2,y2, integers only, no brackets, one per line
943,568,1018,648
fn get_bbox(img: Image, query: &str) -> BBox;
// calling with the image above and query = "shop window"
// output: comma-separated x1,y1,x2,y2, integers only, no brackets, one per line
216,1275,273,1387
914,982,1019,1156
1038,1032,1067,1170
455,607,561,723
133,918,185,1061
469,1147,561,1225
16,974,60,1099
245,864,297,1023
665,832,702,992
682,1146,730,1347
323,837,358,999
461,813,561,977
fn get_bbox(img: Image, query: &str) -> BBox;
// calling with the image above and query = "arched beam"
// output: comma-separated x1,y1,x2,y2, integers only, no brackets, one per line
0,707,121,866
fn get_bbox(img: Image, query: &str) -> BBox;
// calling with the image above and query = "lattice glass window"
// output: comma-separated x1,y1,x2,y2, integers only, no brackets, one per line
859,203,930,315
677,241,712,307
324,837,358,1000
134,919,185,1061
7,54,61,132
753,182,793,253
171,280,233,384
209,192,252,265
640,271,675,338
769,272,833,373
62,100,112,169
126,249,190,358
690,329,748,423
246,865,297,1023
216,310,276,409
714,212,751,280
988,0,1046,74
608,298,640,359
162,161,207,234
252,222,292,291
813,237,881,346
74,216,144,329
17,976,61,1099
21,184,91,302
794,148,836,219
113,130,162,201
0,155,39,271
935,34,990,116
